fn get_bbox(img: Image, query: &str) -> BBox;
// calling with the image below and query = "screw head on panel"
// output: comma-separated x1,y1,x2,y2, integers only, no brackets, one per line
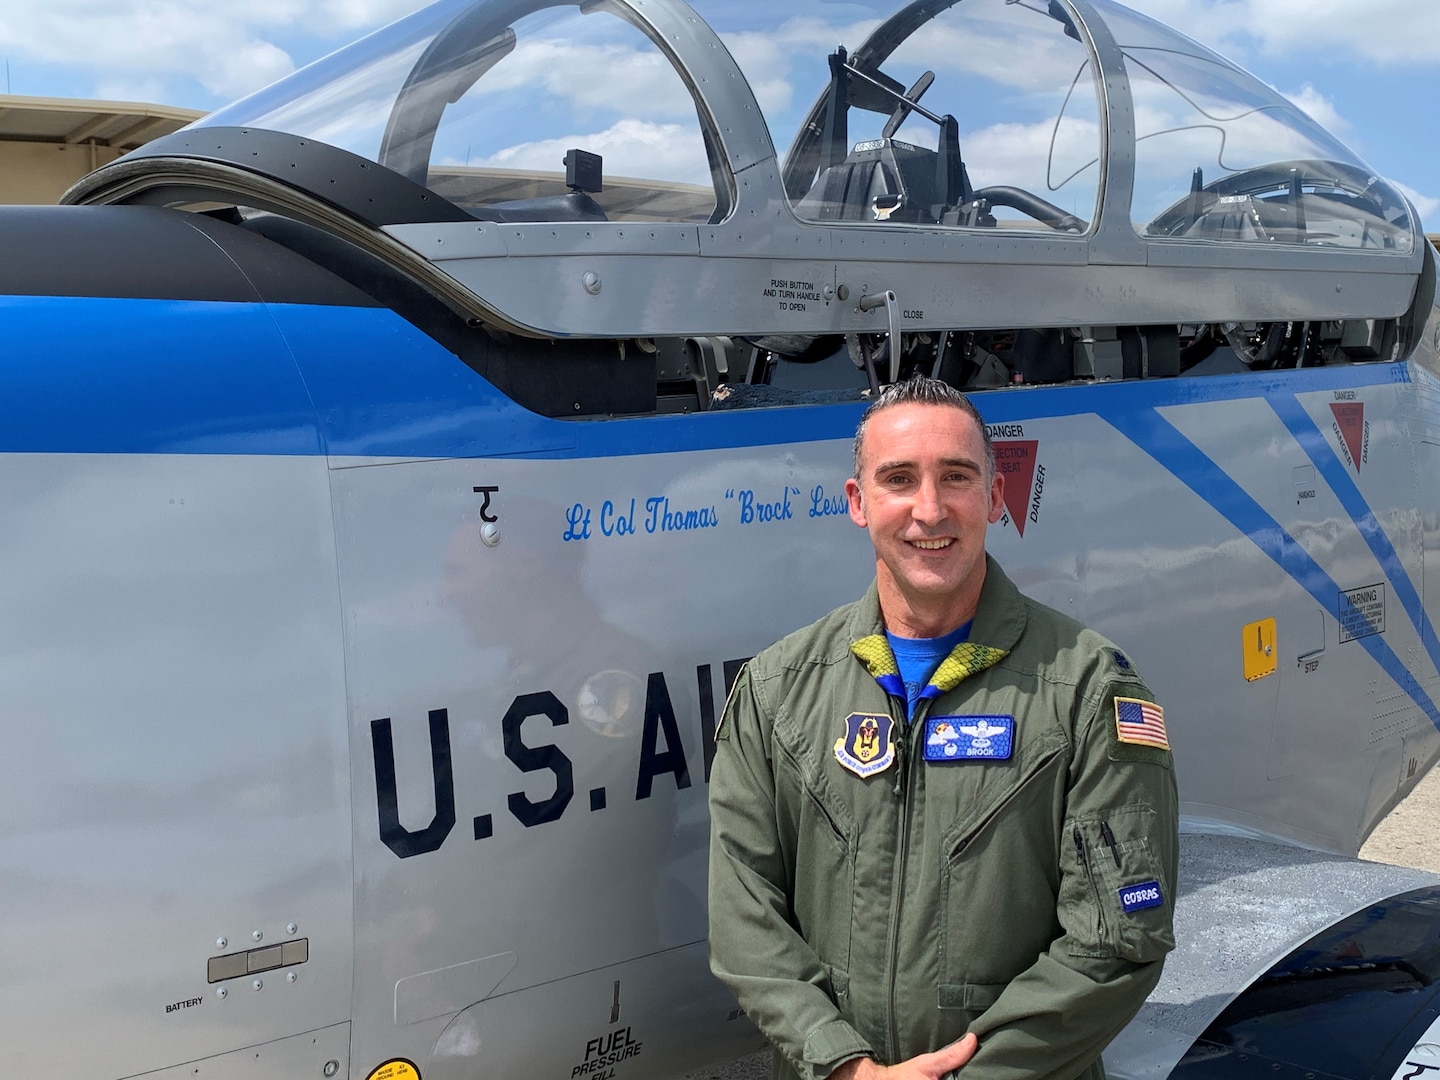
216,937,227,950
252,930,263,942
287,923,298,936
216,987,228,999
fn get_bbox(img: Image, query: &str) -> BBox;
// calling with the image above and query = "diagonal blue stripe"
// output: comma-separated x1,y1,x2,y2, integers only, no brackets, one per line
1100,405,1440,734
1266,391,1440,682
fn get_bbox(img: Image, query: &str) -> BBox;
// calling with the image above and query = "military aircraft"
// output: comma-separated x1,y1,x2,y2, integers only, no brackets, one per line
2,0,1438,1077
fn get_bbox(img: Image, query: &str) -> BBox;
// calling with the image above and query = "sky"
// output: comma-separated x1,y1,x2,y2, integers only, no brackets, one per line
0,0,1435,229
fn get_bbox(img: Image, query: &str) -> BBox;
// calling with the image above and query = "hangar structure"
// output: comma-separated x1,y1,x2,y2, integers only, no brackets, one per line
0,94,202,204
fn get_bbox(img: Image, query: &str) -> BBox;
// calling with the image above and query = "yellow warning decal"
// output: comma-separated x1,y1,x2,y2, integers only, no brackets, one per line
366,1059,421,1080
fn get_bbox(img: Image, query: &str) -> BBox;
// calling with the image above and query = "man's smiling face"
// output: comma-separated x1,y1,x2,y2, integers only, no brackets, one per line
845,401,1004,636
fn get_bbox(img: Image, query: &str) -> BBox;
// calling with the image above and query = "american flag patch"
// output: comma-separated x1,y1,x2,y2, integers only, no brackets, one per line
1114,697,1169,749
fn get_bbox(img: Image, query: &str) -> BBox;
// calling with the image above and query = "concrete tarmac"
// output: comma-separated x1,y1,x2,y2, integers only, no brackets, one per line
1360,761,1440,873
677,1050,770,1080
677,763,1440,1080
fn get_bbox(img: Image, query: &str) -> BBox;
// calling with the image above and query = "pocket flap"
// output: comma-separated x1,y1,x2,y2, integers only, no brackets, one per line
937,981,1006,1011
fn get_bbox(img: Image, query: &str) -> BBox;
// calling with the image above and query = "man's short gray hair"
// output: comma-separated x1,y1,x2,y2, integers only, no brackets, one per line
852,377,994,479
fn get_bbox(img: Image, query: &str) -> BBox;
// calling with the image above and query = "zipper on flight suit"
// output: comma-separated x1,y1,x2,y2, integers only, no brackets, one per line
891,722,909,797
1074,826,1108,944
884,696,928,1062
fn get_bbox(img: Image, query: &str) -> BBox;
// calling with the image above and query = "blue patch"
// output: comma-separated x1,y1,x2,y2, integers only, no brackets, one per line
1118,880,1164,913
922,715,1014,762
1111,650,1131,670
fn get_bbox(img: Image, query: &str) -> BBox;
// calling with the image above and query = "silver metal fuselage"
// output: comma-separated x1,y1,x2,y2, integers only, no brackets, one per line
3,292,1439,1077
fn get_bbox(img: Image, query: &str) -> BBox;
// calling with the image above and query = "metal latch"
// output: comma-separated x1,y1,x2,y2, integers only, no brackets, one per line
858,289,902,381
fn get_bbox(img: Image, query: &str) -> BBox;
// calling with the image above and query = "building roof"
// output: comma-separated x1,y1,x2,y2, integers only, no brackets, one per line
0,94,204,151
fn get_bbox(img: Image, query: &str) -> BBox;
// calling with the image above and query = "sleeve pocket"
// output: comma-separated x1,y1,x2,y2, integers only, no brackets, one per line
1063,805,1175,963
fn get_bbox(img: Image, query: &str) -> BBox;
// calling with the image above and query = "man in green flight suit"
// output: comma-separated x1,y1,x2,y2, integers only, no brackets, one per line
708,377,1179,1080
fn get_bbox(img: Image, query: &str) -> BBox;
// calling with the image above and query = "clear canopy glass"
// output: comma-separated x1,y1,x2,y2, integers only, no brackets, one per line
194,0,1414,249
1092,0,1413,251
773,0,1101,232
202,0,724,223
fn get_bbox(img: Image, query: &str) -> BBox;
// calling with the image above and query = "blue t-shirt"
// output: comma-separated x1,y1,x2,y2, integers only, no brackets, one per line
886,621,972,720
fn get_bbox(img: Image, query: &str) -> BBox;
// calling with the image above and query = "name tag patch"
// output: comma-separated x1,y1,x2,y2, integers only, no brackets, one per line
923,715,1014,761
1119,880,1164,913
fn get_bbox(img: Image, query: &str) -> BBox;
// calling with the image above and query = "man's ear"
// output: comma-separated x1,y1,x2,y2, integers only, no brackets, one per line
846,477,867,528
987,470,1005,524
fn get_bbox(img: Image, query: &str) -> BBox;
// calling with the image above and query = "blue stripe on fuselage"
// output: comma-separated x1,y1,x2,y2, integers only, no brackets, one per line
0,296,319,455
1099,404,1440,734
2,293,1435,726
0,294,1417,459
1266,392,1440,684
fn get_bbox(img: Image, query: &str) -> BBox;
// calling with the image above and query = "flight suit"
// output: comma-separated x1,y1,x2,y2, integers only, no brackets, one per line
708,557,1178,1080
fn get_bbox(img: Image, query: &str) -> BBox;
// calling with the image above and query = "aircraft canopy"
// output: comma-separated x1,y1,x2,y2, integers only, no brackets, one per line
186,0,1414,253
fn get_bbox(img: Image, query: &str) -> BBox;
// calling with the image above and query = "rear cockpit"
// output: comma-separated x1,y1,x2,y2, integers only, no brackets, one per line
63,0,1434,419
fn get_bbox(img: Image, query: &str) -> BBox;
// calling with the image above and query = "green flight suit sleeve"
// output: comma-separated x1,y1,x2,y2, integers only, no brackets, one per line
962,675,1180,1079
708,665,875,1080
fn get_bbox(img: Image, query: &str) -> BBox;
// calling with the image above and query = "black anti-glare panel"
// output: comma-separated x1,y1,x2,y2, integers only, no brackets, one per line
0,205,378,307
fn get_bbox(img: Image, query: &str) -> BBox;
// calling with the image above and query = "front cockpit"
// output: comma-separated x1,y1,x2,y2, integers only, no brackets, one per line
191,0,735,227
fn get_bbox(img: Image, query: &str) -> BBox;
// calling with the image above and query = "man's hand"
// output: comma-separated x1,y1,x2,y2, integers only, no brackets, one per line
827,1033,979,1080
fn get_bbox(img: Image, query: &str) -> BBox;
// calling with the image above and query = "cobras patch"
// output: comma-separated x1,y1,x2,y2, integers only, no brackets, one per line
834,712,895,777
1118,880,1164,913
923,715,1014,761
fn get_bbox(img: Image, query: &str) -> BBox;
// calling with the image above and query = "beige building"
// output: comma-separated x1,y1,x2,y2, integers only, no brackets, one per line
0,95,203,204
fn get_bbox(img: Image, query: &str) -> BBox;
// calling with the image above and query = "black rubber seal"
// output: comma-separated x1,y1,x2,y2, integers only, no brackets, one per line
85,126,475,228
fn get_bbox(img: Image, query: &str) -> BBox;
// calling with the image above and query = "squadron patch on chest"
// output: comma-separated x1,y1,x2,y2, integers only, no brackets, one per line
834,713,896,777
923,715,1015,761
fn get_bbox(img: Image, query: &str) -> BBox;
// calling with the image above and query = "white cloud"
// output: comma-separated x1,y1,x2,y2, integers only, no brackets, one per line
1277,82,1348,135
882,7,1090,95
464,37,700,120
0,1,303,100
232,38,426,159
314,0,420,32
92,76,168,105
1122,0,1440,66
1241,0,1440,64
964,116,1102,219
720,16,883,120
475,117,711,185
1,0,1434,116
1393,180,1439,228
0,0,419,102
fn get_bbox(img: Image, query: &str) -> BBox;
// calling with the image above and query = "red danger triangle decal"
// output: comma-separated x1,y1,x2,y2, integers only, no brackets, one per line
994,440,1038,537
1330,402,1364,472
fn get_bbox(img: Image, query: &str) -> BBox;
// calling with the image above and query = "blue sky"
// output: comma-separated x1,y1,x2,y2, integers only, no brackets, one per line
1,0,1435,227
